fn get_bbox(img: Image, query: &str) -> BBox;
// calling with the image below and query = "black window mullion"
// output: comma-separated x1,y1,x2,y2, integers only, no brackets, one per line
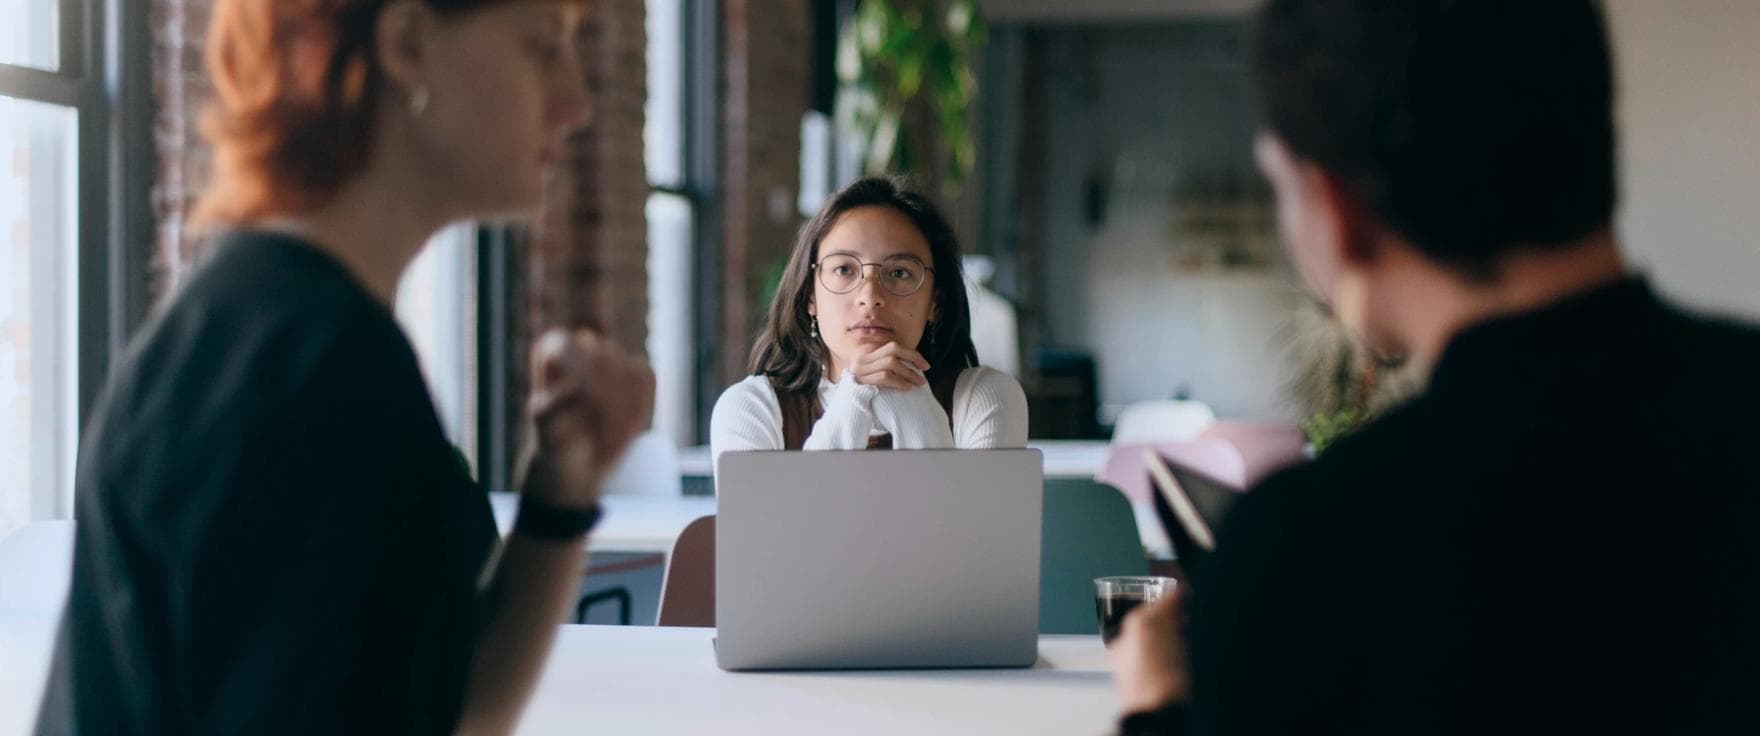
476,226,515,493
61,0,87,78
74,0,113,431
685,0,720,444
0,65,85,106
105,0,157,350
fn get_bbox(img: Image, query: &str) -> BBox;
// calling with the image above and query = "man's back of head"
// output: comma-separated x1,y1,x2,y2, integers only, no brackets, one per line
1252,0,1617,272
1188,1,1760,732
1109,4,1760,733
1249,0,1632,368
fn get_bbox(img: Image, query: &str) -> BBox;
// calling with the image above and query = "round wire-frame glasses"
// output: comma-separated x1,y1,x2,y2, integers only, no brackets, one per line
812,253,934,297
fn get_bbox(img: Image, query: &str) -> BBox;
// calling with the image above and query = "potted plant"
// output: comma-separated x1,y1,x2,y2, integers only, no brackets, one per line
835,0,986,197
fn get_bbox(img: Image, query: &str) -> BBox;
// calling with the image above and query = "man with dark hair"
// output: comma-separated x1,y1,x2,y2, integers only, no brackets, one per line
1109,1,1760,733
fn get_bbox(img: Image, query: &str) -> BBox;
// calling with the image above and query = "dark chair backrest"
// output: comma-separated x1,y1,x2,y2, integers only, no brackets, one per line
1039,479,1149,634
656,515,716,627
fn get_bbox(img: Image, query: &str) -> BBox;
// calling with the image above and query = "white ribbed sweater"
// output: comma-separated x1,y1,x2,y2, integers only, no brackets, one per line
709,365,1030,466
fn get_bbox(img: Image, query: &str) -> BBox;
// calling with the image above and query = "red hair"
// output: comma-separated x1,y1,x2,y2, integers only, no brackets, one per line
192,0,552,225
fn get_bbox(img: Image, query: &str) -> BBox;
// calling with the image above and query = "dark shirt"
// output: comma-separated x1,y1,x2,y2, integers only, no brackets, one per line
1124,279,1760,735
36,232,496,735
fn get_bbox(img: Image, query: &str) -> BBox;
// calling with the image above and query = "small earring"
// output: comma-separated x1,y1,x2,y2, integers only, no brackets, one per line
409,87,430,116
810,316,819,339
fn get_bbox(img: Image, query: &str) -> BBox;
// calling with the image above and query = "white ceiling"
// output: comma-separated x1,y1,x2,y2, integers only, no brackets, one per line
979,0,1261,23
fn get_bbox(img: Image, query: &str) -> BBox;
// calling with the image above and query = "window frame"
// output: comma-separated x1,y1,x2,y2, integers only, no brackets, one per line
643,0,722,447
679,0,721,445
0,0,153,519
476,226,517,493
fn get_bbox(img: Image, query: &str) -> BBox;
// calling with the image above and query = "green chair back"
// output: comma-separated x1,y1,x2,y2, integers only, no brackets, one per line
1039,479,1149,634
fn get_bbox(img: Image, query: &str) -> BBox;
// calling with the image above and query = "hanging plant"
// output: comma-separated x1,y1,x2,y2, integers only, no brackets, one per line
835,0,986,196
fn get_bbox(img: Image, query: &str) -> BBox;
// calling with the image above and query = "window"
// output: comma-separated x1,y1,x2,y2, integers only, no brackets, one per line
647,192,694,446
0,0,101,537
0,96,78,535
396,224,479,473
646,0,715,446
1,0,148,534
646,0,686,190
0,0,60,71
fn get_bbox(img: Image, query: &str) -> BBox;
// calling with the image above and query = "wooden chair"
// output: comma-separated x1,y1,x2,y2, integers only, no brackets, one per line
655,515,716,627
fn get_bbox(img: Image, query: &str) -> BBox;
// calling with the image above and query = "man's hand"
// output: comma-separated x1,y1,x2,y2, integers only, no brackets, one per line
1108,588,1192,715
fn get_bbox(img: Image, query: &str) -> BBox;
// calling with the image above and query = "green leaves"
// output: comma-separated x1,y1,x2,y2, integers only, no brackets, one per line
835,0,986,195
1301,409,1362,454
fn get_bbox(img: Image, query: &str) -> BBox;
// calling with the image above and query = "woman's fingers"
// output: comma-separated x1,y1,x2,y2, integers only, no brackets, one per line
854,361,925,388
852,343,931,389
857,363,925,390
862,342,930,372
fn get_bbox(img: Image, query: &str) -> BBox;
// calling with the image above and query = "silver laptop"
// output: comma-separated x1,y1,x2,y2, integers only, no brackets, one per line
714,449,1043,671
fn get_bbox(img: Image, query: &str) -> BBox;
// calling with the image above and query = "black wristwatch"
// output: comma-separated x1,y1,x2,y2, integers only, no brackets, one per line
513,495,603,540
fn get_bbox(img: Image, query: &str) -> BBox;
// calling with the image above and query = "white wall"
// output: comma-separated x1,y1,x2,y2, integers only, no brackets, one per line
1607,0,1760,320
1017,4,1760,428
1085,204,1306,422
1036,24,1306,422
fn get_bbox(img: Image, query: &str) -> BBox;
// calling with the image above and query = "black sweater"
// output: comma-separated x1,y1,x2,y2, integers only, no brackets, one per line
36,232,496,735
1124,279,1760,735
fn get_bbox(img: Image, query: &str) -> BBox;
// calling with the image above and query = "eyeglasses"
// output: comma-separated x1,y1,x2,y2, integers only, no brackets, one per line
812,253,935,297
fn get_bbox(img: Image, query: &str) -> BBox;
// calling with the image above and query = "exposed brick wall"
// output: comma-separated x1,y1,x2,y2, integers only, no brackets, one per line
530,0,650,357
149,0,213,295
720,0,810,387
515,0,648,468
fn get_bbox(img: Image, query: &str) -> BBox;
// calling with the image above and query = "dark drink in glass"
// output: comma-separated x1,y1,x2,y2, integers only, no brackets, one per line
1093,576,1177,645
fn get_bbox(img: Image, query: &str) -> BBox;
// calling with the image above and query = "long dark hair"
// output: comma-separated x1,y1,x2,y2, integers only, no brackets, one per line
750,177,979,412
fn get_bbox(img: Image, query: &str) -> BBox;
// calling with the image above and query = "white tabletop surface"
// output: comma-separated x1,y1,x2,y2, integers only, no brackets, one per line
0,617,1119,736
516,625,1120,735
1,612,57,736
1031,439,1113,479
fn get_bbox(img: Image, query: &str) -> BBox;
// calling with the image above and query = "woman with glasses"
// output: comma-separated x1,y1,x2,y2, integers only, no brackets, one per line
710,177,1028,461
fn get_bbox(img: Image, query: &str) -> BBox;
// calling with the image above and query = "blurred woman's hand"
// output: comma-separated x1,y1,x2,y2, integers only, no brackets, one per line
522,329,655,507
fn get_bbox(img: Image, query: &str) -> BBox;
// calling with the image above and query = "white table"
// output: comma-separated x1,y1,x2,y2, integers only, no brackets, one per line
1,612,58,736
0,617,1119,736
1032,439,1112,479
516,626,1119,735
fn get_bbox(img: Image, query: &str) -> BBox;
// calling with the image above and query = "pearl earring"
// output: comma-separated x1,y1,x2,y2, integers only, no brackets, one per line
409,87,430,116
810,316,819,339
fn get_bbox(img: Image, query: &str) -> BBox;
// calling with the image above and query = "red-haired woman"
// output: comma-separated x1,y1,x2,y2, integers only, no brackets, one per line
35,1,651,733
